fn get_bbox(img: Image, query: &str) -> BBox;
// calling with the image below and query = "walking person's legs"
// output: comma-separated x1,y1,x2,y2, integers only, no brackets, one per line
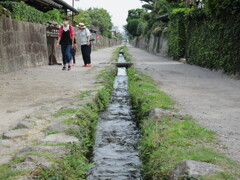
61,45,72,70
61,45,67,70
65,45,72,70
81,45,88,66
70,48,76,65
86,44,92,66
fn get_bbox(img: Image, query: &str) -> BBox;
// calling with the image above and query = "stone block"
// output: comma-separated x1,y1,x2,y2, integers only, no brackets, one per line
15,146,70,158
44,123,78,132
171,160,223,179
2,129,29,139
11,162,37,170
11,155,53,170
16,119,36,129
149,108,175,119
41,133,79,144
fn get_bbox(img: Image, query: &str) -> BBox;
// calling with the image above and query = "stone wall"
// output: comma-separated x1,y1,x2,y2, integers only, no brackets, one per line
131,29,168,57
0,16,48,74
91,33,121,50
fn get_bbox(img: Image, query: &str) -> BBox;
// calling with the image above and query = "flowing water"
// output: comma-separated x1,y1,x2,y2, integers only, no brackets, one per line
87,54,142,180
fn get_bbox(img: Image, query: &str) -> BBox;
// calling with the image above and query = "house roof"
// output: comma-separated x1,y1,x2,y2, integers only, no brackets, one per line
156,13,169,22
3,0,78,14
53,0,79,14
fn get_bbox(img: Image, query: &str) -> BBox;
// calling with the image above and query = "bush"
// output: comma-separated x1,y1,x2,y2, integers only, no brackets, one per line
168,8,190,60
0,4,11,17
185,8,240,74
168,3,240,74
0,1,63,23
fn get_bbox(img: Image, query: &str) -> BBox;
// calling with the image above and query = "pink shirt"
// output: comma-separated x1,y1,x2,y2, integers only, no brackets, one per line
58,25,74,39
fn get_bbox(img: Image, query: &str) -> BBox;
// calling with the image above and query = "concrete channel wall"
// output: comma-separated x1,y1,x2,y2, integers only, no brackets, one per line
0,16,48,74
131,29,168,57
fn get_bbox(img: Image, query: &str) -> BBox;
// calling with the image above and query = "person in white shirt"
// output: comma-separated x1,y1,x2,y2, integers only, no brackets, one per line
77,23,92,67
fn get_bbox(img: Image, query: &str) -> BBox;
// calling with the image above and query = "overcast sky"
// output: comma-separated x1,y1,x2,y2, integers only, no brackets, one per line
64,0,143,31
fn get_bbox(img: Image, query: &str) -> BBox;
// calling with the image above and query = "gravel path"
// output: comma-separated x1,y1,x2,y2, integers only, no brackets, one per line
129,45,240,160
0,46,117,135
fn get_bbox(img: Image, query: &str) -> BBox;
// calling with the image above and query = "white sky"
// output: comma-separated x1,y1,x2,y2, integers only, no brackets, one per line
64,0,143,32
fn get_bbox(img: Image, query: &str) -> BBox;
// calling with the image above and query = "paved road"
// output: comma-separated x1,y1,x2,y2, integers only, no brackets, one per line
0,46,118,135
129,45,240,160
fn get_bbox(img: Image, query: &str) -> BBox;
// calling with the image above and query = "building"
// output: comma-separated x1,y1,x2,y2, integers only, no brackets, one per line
1,0,79,15
111,26,120,37
184,0,205,8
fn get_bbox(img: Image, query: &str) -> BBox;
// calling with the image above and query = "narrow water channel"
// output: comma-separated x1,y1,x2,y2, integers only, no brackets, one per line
87,53,142,180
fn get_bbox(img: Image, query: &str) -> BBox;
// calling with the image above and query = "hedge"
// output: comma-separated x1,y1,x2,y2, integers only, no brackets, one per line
168,1,240,74
168,8,189,60
0,1,64,23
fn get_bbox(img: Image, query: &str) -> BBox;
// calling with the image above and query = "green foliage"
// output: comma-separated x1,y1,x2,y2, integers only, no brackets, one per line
53,108,82,118
125,46,240,179
168,8,190,59
126,19,142,37
125,0,186,38
115,32,123,41
0,1,64,23
142,4,154,10
0,157,29,179
0,1,46,23
184,6,240,74
140,116,217,179
205,0,240,19
44,9,64,23
74,8,113,37
167,3,240,74
37,66,117,179
0,4,11,17
126,8,145,21
0,49,117,179
122,46,238,179
125,8,145,37
74,9,91,26
128,68,175,121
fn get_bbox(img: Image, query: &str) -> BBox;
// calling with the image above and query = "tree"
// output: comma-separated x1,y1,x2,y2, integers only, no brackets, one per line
127,9,145,22
74,8,113,37
125,0,186,38
126,19,142,37
74,9,91,26
125,9,145,37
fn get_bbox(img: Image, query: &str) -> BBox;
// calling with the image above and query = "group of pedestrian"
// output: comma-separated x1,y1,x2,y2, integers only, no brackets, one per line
56,17,92,71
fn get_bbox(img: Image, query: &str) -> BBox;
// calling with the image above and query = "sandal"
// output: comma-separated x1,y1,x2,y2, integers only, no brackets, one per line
62,66,66,70
68,66,71,71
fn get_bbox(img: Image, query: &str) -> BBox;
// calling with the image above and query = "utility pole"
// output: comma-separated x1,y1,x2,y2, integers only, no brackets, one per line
72,0,74,26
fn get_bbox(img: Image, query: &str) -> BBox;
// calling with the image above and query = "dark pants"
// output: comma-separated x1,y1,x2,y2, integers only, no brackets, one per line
81,44,91,65
61,45,71,65
70,48,76,64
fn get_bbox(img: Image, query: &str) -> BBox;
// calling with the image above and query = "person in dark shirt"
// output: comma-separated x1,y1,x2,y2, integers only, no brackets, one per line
56,17,75,71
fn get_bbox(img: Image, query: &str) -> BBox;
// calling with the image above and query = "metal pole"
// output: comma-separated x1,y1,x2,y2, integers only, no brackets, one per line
72,0,74,25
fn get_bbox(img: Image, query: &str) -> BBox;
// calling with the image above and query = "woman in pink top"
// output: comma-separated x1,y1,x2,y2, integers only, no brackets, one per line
56,17,75,71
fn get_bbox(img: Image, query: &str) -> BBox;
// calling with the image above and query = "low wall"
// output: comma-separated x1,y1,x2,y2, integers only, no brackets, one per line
91,33,121,50
131,30,168,57
0,16,48,74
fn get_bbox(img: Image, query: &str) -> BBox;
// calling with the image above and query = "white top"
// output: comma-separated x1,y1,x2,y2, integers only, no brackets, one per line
77,28,91,45
63,25,69,32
